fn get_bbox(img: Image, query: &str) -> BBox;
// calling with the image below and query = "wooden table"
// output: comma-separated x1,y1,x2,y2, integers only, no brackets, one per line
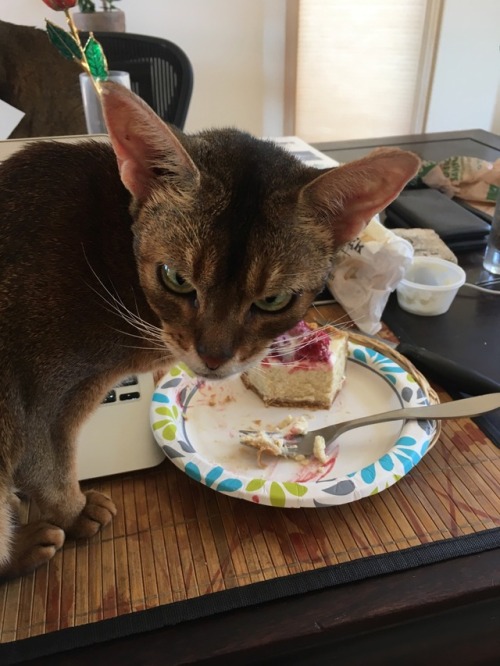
316,128,500,164
23,549,500,665
8,130,500,665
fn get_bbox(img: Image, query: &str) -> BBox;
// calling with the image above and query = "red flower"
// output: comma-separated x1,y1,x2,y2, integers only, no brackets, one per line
42,0,77,10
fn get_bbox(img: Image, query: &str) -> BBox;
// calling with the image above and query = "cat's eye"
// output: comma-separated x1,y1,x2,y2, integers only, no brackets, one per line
253,293,294,312
159,265,195,294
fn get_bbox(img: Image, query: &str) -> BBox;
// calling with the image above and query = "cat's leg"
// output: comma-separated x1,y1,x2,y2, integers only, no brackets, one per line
0,398,65,578
42,486,117,541
24,473,117,541
18,412,117,542
0,475,65,579
2,439,114,579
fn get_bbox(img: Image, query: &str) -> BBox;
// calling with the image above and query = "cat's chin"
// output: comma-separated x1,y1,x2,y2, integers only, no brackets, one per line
187,365,245,381
174,346,269,381
196,370,233,381
181,356,264,381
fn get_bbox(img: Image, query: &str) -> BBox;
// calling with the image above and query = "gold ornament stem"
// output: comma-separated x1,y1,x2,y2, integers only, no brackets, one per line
64,9,101,95
64,9,83,53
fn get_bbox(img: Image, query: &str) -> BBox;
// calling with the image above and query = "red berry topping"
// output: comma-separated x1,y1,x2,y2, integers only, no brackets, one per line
295,327,331,362
269,321,330,364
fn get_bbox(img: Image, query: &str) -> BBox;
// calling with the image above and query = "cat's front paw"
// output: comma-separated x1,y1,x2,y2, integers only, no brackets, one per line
0,522,65,579
67,490,117,539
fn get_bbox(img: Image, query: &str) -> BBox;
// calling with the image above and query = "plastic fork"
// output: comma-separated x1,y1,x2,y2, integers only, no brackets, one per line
239,393,500,458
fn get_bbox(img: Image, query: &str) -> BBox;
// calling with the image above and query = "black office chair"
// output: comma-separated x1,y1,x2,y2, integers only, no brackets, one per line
90,32,193,130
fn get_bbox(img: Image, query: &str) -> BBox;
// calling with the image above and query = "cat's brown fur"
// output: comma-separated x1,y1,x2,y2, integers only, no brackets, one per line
0,20,86,138
0,82,419,578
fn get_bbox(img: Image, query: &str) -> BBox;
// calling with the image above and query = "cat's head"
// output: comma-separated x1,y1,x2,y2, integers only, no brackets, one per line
100,82,419,379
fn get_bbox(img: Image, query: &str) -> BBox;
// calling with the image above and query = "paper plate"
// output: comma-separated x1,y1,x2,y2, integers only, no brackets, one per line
150,342,438,508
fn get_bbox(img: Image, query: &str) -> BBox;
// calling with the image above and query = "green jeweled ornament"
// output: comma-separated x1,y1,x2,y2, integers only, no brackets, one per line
44,6,109,80
83,34,109,80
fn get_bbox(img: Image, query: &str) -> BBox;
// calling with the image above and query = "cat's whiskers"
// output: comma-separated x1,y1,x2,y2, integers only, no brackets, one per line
263,316,359,368
105,300,166,347
310,309,352,330
260,302,376,371
118,343,170,353
92,282,163,342
310,300,370,331
107,326,166,351
83,250,166,348
127,290,167,343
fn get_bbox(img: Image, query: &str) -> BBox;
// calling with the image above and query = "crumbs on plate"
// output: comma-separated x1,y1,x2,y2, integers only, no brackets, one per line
240,415,327,468
203,388,236,407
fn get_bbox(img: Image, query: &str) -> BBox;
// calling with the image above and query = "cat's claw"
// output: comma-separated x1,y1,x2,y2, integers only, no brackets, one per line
67,490,117,540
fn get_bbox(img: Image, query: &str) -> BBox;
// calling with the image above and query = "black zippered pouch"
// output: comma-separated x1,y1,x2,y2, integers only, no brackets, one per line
385,187,491,250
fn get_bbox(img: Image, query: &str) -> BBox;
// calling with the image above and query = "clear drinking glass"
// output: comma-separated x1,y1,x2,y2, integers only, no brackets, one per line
79,70,131,134
483,195,500,275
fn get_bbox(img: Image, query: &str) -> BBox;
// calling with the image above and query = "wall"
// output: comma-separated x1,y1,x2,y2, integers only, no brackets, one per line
0,0,286,137
1,0,500,140
425,0,500,134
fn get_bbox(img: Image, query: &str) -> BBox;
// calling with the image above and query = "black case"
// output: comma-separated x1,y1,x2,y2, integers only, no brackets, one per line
385,188,491,251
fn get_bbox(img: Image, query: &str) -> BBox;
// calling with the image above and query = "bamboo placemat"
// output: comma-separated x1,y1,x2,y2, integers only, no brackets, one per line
2,392,499,654
1,322,500,661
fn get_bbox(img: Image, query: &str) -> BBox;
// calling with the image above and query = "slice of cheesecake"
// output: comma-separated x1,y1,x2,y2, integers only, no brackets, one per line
241,321,348,410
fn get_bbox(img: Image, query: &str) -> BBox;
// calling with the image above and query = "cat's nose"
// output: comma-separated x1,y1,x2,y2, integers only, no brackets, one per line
197,344,232,371
200,355,225,371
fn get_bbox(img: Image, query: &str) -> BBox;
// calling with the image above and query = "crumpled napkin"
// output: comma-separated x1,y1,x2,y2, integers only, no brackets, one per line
328,218,413,334
412,156,500,216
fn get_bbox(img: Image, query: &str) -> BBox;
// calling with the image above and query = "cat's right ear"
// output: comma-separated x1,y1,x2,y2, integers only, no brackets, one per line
100,82,200,201
299,148,420,247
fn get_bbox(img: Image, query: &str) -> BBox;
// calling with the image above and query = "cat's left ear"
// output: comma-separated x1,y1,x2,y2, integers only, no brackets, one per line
100,81,199,201
299,148,420,246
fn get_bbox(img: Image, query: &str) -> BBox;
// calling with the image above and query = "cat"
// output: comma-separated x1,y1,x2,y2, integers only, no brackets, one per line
0,81,419,579
0,20,86,139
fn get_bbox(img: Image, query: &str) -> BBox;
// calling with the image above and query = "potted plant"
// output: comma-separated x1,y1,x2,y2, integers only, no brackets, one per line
73,0,126,32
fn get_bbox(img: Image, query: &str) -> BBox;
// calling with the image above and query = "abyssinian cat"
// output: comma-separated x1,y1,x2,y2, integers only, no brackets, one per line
0,82,419,579
0,20,86,138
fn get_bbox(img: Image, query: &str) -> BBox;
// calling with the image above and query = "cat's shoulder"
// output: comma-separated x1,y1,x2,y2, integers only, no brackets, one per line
4,138,113,161
0,139,115,178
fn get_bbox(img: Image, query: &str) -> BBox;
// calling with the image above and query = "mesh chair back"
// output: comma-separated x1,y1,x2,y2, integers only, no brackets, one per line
91,32,193,129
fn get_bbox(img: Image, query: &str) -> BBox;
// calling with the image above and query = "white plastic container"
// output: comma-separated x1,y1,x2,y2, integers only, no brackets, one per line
396,256,466,316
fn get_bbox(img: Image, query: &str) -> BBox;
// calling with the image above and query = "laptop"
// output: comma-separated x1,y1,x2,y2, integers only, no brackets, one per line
76,373,164,480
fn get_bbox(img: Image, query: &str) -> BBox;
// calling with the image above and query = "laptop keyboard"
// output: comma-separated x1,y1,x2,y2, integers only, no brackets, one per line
102,375,141,404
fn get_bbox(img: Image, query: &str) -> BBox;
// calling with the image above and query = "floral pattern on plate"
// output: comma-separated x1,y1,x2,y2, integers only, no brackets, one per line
150,344,438,508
